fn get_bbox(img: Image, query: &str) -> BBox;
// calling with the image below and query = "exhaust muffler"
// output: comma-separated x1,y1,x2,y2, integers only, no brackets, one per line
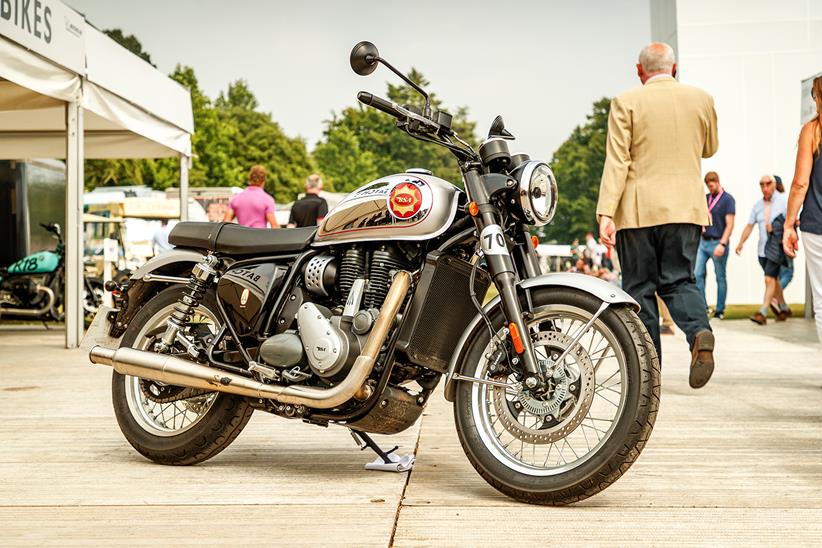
90,271,411,409
0,285,55,318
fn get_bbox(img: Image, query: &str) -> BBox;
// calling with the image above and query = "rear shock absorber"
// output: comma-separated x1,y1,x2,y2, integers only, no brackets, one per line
157,255,220,353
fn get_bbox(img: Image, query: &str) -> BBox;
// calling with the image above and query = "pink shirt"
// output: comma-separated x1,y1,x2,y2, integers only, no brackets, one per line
229,186,277,228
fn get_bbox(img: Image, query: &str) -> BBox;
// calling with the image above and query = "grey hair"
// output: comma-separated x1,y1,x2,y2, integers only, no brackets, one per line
305,173,323,191
638,42,675,74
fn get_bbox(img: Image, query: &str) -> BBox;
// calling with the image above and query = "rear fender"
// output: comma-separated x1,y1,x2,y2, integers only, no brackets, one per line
442,272,638,402
109,249,204,337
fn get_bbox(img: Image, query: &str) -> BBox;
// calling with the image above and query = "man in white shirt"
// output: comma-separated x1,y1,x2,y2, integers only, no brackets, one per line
152,219,173,255
735,175,789,324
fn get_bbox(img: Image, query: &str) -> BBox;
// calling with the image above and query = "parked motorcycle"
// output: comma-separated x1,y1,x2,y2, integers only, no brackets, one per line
0,223,103,321
88,42,660,505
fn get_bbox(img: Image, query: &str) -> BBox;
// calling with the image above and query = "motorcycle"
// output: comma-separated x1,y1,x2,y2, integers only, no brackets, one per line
87,42,659,505
0,223,104,321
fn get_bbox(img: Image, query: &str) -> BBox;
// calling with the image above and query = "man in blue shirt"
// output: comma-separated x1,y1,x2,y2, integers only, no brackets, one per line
735,175,789,324
694,172,735,319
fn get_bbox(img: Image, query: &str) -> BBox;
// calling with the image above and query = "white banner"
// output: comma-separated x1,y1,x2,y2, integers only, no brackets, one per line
801,72,821,124
0,0,85,73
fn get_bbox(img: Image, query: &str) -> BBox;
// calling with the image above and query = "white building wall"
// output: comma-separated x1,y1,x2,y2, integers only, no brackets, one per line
666,0,822,305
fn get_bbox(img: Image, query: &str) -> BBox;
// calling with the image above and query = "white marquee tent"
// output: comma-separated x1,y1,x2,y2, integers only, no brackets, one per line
1,0,194,348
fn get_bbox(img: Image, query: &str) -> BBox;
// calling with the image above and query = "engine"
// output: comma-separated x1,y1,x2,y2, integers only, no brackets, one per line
258,243,419,382
1,276,46,307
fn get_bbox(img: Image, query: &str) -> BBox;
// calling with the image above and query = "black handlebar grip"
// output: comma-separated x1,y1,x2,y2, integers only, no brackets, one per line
357,91,402,118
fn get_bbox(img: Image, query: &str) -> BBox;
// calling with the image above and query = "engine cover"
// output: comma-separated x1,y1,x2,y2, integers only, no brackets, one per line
297,303,349,378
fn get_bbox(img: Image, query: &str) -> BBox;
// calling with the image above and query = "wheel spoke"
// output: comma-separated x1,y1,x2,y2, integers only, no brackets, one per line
475,303,628,476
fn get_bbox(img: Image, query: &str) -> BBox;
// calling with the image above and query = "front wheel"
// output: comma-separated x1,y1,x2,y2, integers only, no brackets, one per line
454,289,660,505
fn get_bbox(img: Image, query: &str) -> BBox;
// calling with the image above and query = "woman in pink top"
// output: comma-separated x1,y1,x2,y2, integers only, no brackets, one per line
224,165,279,228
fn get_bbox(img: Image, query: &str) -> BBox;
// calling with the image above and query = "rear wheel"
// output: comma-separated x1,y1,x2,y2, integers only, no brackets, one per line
111,286,254,465
454,289,660,505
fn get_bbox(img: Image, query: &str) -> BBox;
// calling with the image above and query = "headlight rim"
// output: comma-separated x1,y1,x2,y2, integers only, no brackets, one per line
517,160,558,227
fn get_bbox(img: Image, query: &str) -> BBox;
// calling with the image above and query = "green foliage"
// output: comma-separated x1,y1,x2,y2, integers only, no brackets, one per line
540,97,611,243
83,33,474,205
103,29,154,66
314,69,477,191
214,81,315,203
313,125,377,191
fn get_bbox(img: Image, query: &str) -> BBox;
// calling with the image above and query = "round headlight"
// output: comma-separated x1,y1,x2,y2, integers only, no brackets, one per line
517,161,558,226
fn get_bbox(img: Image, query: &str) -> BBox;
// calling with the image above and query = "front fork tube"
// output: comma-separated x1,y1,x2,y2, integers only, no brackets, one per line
464,170,542,379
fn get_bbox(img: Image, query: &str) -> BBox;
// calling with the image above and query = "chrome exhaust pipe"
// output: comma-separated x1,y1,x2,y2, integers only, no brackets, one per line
0,285,55,318
90,271,411,409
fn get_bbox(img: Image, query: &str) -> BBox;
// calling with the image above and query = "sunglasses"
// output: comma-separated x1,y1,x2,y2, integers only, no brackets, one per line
759,181,773,187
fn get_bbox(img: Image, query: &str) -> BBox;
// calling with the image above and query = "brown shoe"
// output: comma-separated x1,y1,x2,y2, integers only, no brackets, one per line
769,303,780,318
749,312,767,325
689,330,715,389
776,310,788,322
660,325,675,336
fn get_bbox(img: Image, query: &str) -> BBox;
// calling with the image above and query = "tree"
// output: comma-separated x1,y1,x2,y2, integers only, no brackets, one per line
540,97,611,243
314,70,477,191
103,28,155,66
85,29,159,189
312,125,377,191
215,81,316,204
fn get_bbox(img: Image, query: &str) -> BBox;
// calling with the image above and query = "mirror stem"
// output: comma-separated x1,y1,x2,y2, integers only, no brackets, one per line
375,57,431,117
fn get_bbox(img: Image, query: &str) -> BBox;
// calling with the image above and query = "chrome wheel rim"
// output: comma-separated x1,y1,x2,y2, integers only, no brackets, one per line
470,303,628,476
124,303,218,437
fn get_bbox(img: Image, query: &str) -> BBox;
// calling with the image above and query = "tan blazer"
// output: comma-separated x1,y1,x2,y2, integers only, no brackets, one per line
596,76,718,230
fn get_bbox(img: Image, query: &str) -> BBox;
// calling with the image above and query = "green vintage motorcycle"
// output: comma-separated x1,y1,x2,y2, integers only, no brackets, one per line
0,223,103,321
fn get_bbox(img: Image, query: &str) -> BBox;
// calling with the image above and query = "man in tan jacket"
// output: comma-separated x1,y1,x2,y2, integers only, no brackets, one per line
597,42,718,389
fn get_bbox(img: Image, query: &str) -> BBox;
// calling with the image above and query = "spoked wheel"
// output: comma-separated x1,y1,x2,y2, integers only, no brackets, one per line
111,286,253,465
454,289,660,505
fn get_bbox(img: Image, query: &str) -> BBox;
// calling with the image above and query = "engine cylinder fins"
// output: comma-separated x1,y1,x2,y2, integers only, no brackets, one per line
304,254,337,296
338,246,368,298
365,246,413,310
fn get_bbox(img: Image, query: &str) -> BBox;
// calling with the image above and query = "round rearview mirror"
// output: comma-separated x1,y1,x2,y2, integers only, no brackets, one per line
350,41,380,76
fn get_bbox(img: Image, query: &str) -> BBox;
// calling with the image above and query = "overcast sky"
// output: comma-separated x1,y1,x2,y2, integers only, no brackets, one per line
66,0,650,166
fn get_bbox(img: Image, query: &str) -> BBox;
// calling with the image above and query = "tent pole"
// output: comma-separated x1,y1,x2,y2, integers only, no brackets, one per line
179,155,189,221
64,101,84,348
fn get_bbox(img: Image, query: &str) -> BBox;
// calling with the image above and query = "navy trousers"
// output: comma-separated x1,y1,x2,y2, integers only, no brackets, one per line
616,223,711,363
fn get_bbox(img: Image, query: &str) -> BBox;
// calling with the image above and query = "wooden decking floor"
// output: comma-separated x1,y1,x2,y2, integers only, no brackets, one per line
1,320,821,546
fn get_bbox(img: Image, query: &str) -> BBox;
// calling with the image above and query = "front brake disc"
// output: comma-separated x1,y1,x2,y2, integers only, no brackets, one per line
492,331,595,444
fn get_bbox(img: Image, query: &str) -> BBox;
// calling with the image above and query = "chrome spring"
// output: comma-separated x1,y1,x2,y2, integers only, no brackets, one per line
159,255,220,349
169,277,209,326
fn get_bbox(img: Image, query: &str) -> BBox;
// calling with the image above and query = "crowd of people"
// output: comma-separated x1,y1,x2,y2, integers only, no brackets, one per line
223,165,329,230
174,41,822,391
592,41,822,390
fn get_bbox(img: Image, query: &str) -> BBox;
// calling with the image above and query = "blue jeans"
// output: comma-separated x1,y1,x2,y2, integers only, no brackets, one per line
694,238,729,313
779,259,794,290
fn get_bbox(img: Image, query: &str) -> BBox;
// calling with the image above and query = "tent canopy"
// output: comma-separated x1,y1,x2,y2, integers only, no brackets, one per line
1,1,194,349
0,12,192,159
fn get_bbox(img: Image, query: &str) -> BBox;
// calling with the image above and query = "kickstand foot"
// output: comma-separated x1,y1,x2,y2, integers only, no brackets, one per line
349,429,414,473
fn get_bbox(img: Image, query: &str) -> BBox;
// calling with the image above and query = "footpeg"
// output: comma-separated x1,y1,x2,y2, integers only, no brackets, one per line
350,430,415,473
249,361,279,382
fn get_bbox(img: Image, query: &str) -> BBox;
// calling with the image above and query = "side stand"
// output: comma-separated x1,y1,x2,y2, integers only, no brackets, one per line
349,429,415,473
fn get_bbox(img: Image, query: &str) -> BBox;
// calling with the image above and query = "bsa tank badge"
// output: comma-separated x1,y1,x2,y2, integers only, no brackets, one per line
388,181,424,219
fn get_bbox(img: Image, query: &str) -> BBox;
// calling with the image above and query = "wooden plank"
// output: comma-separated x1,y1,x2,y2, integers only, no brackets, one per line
0,505,397,547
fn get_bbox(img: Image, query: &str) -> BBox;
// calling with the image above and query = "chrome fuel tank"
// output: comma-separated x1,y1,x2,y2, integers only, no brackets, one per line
313,173,461,246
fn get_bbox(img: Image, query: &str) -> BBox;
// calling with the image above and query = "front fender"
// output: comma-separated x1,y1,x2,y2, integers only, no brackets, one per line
442,272,638,402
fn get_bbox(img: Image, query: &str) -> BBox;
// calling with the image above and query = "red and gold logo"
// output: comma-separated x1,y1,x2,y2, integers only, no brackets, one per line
387,183,423,219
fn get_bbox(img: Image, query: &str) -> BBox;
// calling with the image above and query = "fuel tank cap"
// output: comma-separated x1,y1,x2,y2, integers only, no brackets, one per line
406,168,432,175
